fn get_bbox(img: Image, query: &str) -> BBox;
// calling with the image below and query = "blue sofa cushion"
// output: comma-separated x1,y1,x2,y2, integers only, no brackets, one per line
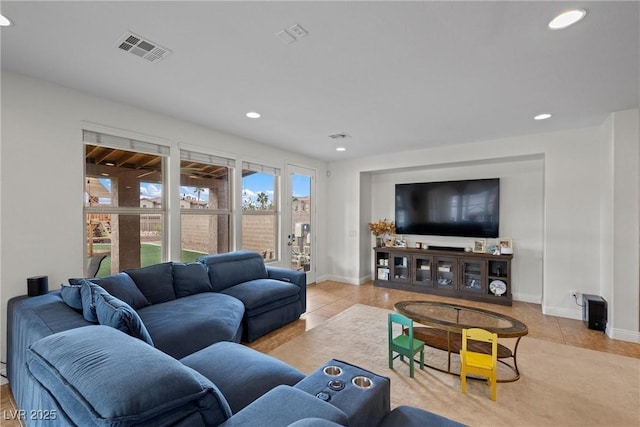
197,250,268,292
89,272,150,309
138,293,245,359
287,419,344,427
180,341,305,414
95,292,154,346
26,326,232,427
124,262,176,304
219,385,348,427
172,262,213,298
379,406,467,427
60,284,83,311
221,279,300,314
80,280,108,323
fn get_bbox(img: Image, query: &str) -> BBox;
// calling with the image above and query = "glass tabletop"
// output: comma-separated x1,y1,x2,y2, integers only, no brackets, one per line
394,300,528,337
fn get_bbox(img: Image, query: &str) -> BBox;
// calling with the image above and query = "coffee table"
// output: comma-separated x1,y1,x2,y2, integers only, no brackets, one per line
394,300,528,382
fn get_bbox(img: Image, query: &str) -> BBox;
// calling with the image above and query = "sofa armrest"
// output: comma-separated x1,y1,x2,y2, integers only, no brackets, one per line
220,385,348,427
27,326,232,427
267,266,307,312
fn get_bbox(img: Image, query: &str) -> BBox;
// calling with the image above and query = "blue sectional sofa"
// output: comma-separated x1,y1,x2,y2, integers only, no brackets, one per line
7,249,464,426
24,327,465,426
7,250,306,421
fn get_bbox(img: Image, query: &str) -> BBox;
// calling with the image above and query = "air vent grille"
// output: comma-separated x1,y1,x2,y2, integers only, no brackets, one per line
115,31,172,63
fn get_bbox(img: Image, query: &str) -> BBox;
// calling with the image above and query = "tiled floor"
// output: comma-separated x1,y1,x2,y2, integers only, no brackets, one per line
2,280,638,426
247,281,640,358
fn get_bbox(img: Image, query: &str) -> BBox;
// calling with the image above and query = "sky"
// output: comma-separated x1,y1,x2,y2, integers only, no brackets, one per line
97,172,310,204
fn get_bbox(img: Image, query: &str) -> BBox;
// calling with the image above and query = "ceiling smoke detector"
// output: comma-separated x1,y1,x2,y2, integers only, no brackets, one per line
115,31,172,63
328,133,351,140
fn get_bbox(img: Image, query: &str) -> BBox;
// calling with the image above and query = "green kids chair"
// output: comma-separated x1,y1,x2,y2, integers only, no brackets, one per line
388,313,425,378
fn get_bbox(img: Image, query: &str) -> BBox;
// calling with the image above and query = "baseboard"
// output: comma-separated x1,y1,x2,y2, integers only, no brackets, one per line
609,328,640,343
543,305,582,321
320,274,362,285
511,292,542,304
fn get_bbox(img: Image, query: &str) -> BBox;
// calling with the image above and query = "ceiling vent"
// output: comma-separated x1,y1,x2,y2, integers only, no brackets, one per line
115,31,172,63
328,133,351,140
276,23,309,44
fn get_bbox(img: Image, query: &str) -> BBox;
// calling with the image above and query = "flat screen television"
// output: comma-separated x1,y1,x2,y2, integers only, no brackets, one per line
395,178,500,238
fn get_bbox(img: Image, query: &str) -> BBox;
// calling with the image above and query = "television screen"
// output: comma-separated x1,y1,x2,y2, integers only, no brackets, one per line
395,178,500,238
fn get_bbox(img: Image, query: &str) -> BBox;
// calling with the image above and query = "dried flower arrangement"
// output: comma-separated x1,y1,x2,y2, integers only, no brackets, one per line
368,218,395,236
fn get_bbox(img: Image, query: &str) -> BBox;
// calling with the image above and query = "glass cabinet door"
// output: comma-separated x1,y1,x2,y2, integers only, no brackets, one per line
460,258,486,293
413,255,433,286
375,250,390,282
391,253,411,283
435,257,456,290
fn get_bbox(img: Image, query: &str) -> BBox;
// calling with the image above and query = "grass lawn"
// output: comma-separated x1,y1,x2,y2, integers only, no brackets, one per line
90,244,206,277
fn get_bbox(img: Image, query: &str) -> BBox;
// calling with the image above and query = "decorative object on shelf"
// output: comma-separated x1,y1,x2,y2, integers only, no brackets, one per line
497,238,513,254
368,218,395,247
488,245,500,256
415,242,422,249
489,280,507,296
394,237,407,247
473,239,487,253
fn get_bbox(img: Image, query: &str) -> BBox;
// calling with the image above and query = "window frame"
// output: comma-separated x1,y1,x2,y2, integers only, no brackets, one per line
179,149,235,260
241,162,281,262
83,129,169,275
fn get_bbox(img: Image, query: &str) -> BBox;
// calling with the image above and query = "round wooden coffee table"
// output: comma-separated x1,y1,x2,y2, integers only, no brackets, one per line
394,300,528,382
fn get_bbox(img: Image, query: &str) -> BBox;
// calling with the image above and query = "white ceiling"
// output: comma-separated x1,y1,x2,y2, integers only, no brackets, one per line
1,1,638,162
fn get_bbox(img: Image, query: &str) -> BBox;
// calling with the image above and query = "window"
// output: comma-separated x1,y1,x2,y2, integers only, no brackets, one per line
180,150,234,261
242,162,280,261
84,130,168,276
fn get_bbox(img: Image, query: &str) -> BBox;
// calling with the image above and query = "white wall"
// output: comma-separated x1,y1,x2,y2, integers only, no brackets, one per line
610,109,640,339
598,108,640,340
367,157,544,303
0,72,328,360
327,113,639,342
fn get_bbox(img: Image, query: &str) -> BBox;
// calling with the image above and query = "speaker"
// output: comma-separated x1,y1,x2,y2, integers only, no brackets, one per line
27,275,49,297
582,294,607,331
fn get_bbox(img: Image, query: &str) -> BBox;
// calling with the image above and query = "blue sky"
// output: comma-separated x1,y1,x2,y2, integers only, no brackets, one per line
99,173,310,204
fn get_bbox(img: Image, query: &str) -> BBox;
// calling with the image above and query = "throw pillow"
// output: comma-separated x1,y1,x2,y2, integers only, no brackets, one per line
80,280,108,323
89,273,150,309
172,263,212,298
60,284,83,311
124,263,175,304
95,293,154,346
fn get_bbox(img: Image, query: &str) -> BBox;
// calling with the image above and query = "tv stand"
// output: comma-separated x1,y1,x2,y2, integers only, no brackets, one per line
373,247,513,306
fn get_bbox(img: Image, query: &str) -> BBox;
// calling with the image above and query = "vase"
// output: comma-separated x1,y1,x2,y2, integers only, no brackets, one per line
376,237,384,247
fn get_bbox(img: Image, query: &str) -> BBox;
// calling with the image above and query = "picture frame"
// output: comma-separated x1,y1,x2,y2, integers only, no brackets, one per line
472,239,487,253
394,237,407,247
497,238,513,254
497,238,513,249
384,235,395,247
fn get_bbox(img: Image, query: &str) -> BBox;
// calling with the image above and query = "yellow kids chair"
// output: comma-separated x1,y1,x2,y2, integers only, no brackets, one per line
388,313,425,378
460,328,498,401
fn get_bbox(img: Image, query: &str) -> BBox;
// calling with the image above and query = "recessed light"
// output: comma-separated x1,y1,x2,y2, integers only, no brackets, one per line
534,113,552,120
105,162,115,166
246,112,261,119
548,9,586,30
336,147,346,152
0,14,12,27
